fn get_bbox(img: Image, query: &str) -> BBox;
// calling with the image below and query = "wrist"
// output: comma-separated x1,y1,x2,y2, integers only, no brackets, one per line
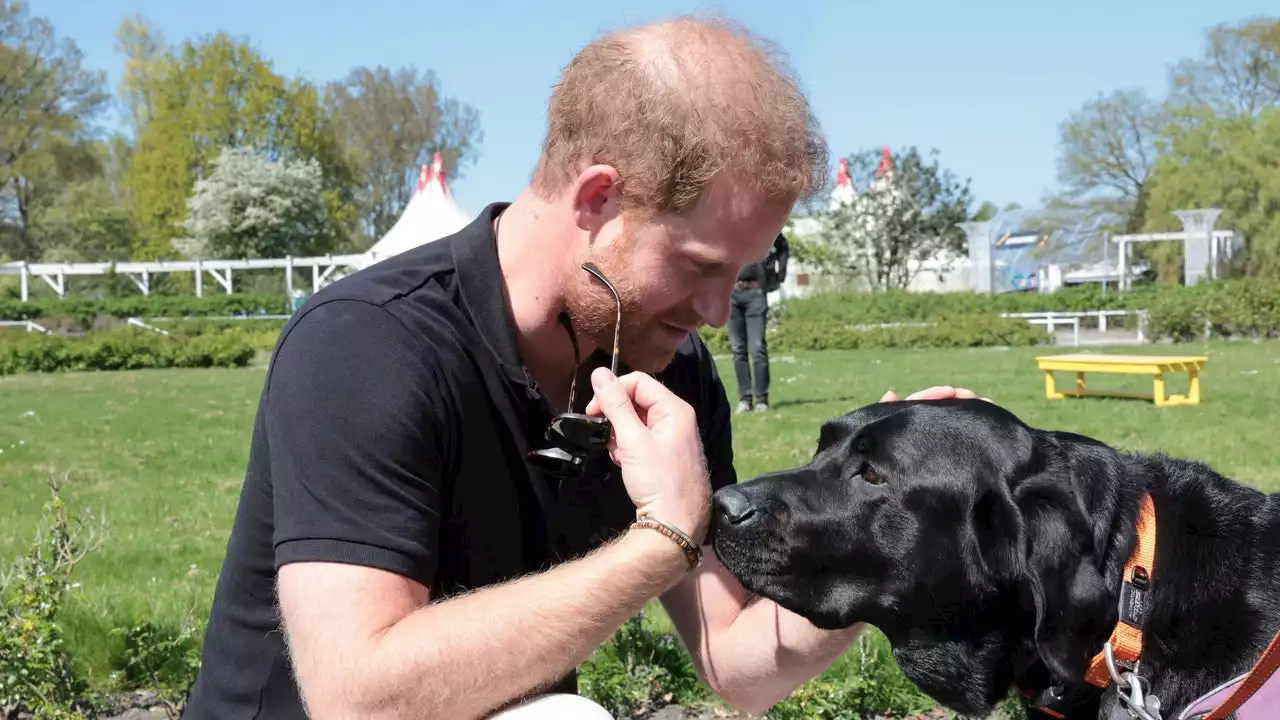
638,499,709,548
631,512,702,571
618,526,694,589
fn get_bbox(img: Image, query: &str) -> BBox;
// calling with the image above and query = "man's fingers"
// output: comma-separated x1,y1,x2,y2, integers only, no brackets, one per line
904,385,957,401
953,388,979,399
588,368,645,437
879,390,898,402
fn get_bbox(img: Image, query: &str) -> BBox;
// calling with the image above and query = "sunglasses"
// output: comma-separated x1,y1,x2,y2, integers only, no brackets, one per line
526,262,622,476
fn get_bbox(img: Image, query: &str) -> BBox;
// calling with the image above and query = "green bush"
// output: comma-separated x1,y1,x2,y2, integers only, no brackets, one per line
0,477,105,720
579,614,710,717
1145,279,1280,342
766,632,936,720
0,329,256,375
154,318,286,353
777,284,1160,324
700,313,1047,354
0,293,287,330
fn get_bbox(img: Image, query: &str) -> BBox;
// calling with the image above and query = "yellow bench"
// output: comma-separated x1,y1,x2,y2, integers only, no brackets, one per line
1036,353,1208,407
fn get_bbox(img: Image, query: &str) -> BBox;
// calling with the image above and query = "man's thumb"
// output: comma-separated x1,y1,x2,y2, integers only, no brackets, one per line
590,367,642,436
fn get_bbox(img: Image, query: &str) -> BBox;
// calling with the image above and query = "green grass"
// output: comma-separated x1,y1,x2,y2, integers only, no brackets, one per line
1,340,1278,695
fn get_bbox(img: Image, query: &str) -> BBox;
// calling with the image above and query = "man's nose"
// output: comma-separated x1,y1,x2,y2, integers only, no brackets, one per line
713,486,758,527
693,287,732,329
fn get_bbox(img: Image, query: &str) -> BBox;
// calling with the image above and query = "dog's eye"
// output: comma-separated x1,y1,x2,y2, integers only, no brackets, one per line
860,464,885,485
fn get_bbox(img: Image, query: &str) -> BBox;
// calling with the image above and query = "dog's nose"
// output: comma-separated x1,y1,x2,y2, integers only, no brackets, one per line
713,486,757,526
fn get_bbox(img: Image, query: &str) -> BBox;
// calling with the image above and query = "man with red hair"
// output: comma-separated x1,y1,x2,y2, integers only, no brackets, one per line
186,14,976,720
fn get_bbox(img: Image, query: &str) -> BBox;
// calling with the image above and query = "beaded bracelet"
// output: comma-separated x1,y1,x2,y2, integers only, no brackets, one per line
631,512,702,571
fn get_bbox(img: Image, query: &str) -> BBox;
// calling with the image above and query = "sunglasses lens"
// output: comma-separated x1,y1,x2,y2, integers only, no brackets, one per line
548,413,611,450
527,446,584,474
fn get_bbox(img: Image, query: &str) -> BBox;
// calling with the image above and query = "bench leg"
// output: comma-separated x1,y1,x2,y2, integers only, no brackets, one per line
1044,370,1064,400
1076,372,1087,393
1188,368,1201,405
1153,373,1167,407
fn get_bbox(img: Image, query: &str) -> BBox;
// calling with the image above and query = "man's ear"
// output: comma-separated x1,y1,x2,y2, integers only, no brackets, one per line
571,164,622,236
1015,476,1115,682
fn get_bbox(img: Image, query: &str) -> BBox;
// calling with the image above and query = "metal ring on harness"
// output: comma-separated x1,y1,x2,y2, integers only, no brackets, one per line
1105,642,1133,691
1105,642,1165,720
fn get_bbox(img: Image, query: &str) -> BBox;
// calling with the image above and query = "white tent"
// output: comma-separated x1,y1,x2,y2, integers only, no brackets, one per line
365,152,472,263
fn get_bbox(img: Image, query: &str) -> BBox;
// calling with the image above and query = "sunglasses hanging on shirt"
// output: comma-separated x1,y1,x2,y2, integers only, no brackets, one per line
526,262,622,477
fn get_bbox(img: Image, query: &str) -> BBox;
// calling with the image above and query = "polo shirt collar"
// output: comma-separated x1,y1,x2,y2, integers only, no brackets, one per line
452,202,534,391
451,202,640,405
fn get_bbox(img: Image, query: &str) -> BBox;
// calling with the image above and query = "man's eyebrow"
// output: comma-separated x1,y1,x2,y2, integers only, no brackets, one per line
682,247,732,268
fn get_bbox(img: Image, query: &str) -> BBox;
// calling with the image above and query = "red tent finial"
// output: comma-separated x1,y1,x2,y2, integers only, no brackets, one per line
836,157,851,188
432,152,445,182
415,164,431,193
875,146,893,178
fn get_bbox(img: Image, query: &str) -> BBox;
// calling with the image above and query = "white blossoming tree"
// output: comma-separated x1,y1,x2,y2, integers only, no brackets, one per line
817,146,973,290
176,146,334,260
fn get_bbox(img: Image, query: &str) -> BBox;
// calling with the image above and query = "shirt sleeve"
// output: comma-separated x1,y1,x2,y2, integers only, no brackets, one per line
264,298,456,588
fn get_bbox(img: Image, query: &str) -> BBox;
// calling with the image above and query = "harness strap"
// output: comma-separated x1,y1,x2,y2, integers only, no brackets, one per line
1084,493,1158,689
1201,628,1280,719
1018,685,1066,718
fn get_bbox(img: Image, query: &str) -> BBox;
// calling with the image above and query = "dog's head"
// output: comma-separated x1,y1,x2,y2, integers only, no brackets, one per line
711,399,1139,716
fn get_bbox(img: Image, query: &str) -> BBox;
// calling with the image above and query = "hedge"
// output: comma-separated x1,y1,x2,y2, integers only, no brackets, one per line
1144,278,1280,341
0,329,256,375
0,294,287,329
700,313,1048,353
777,283,1162,324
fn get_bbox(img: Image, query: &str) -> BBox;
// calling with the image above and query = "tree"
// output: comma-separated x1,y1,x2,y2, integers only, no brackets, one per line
0,0,110,259
972,201,1001,222
178,146,332,260
121,27,356,259
323,65,481,245
1169,16,1280,118
1054,89,1165,234
816,146,973,290
1143,105,1280,280
112,13,167,135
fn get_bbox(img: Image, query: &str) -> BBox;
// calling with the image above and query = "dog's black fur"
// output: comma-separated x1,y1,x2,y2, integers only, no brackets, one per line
710,399,1280,719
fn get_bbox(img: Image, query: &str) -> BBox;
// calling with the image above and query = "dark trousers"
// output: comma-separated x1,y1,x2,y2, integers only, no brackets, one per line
728,286,769,404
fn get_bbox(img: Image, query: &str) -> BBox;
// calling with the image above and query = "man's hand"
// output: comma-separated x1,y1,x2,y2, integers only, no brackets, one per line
879,385,993,403
586,368,712,545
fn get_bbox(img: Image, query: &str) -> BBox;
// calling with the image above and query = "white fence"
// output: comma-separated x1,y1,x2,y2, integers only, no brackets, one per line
0,254,372,302
1000,310,1149,347
0,320,51,334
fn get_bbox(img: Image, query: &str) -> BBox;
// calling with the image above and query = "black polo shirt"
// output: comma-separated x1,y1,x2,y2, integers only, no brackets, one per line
183,202,738,719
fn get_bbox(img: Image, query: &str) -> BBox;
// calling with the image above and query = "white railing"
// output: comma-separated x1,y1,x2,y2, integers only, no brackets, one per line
1000,310,1149,347
0,320,51,334
0,253,373,302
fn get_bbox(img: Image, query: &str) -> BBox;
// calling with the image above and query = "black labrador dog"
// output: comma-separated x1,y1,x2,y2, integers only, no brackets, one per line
710,398,1280,719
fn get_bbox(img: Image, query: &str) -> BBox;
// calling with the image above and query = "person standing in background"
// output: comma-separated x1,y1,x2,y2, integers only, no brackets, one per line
728,232,788,413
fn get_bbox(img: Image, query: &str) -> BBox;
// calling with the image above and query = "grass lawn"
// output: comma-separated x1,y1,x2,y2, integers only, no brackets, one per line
2,339,1278,694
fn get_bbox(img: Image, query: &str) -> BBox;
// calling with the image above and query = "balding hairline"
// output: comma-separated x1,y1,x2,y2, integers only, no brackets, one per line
531,13,828,217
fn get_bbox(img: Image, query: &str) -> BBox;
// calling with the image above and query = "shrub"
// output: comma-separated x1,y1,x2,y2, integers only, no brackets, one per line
0,476,105,720
0,328,256,375
154,318,286,353
765,631,936,719
1145,279,1280,342
700,313,1047,354
0,293,288,330
579,614,709,717
110,618,204,713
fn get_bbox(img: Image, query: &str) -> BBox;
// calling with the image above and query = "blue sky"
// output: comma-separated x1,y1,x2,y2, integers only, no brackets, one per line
34,0,1277,218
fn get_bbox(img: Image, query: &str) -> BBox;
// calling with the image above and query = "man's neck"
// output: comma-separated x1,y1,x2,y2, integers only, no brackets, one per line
493,195,586,410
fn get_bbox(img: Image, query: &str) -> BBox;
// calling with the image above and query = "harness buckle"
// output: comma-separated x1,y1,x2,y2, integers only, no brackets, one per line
1106,642,1164,720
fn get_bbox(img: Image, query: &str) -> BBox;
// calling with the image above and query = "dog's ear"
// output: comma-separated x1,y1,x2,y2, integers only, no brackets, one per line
1014,436,1128,682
